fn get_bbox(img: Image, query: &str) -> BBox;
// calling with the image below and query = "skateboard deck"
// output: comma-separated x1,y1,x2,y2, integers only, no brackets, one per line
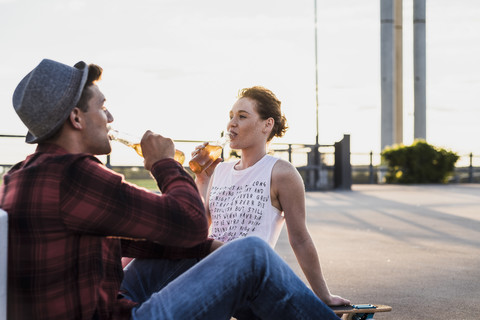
330,304,392,320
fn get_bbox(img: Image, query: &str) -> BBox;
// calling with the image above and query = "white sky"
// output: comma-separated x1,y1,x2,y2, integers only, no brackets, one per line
1,0,479,166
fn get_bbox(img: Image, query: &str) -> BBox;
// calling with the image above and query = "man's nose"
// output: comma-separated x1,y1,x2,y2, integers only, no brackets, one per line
107,110,114,122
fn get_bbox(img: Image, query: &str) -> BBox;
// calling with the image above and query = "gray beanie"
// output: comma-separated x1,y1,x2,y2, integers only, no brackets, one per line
12,59,89,143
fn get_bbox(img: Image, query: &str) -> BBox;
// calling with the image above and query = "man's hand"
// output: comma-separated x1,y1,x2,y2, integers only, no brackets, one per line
141,130,176,171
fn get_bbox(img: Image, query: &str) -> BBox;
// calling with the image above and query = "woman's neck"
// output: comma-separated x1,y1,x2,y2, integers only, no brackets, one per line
235,145,267,170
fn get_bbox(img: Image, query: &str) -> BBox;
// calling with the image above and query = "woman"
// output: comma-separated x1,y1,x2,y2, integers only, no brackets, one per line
195,86,349,306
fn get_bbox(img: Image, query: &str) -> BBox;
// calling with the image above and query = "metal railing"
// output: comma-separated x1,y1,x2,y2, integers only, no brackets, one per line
350,151,480,184
1,134,479,185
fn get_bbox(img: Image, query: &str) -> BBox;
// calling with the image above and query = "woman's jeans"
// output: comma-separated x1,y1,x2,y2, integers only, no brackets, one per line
120,237,338,320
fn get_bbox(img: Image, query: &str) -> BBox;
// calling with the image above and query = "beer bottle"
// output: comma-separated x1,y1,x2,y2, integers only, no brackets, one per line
108,128,185,165
189,134,231,174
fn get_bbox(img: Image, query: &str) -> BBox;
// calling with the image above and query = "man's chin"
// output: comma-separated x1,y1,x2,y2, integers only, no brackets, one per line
92,145,112,156
103,147,113,156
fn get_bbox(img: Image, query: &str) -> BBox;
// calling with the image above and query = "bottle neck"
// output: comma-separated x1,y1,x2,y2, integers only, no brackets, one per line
108,129,139,147
215,132,231,147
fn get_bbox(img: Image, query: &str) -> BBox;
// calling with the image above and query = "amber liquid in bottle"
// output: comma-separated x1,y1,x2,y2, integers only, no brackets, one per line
108,128,185,165
189,135,230,174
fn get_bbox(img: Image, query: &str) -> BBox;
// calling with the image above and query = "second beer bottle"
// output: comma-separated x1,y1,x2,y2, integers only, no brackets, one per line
189,134,231,174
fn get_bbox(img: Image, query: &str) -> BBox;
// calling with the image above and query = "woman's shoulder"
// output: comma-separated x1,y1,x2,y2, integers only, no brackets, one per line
272,158,300,181
271,158,304,199
272,157,295,171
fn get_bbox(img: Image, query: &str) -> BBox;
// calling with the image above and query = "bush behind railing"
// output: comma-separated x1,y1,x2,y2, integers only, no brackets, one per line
381,140,459,184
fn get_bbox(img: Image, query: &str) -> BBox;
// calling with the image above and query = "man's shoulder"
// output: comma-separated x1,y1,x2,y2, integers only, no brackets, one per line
61,154,124,188
65,153,116,173
40,152,120,182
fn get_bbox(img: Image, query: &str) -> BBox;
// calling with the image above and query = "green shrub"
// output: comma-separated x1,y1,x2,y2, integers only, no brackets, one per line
381,140,459,184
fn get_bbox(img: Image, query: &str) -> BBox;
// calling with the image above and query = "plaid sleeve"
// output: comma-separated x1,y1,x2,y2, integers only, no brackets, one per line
60,156,209,248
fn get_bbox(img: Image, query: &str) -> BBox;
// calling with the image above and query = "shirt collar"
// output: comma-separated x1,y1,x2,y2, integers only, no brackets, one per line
35,143,70,155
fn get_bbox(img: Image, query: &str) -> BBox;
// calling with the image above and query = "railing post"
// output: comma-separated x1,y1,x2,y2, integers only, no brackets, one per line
369,151,375,184
469,153,474,183
334,134,352,190
314,143,321,190
106,154,112,169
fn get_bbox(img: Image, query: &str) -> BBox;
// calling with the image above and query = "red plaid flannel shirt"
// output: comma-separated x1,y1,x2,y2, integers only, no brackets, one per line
0,143,212,319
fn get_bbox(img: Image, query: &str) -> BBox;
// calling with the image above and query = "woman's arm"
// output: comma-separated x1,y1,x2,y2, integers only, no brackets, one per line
271,160,350,306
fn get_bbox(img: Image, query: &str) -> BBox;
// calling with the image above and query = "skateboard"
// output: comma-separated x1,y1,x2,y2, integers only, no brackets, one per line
330,304,392,320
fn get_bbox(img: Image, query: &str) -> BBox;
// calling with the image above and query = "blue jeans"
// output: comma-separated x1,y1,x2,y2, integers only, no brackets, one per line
120,237,338,320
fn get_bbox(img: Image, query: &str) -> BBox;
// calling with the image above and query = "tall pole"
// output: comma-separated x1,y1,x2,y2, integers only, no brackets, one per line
380,0,395,151
394,0,403,145
414,0,426,140
314,0,319,146
313,0,321,189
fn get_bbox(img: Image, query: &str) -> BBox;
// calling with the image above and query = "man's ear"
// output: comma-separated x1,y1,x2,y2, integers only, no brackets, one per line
68,107,84,130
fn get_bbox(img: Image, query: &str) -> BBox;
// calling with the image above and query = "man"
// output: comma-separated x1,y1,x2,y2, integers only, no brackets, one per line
0,59,340,319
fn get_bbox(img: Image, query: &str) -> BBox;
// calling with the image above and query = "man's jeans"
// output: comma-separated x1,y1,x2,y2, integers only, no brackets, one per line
120,237,338,320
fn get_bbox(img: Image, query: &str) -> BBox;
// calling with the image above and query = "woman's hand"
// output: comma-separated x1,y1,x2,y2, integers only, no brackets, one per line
209,239,224,253
324,294,351,307
191,142,222,181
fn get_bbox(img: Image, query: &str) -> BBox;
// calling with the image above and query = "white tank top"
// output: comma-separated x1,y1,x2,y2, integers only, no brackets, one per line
209,155,284,247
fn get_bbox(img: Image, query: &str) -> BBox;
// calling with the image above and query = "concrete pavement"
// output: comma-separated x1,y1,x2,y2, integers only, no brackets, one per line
275,184,480,320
